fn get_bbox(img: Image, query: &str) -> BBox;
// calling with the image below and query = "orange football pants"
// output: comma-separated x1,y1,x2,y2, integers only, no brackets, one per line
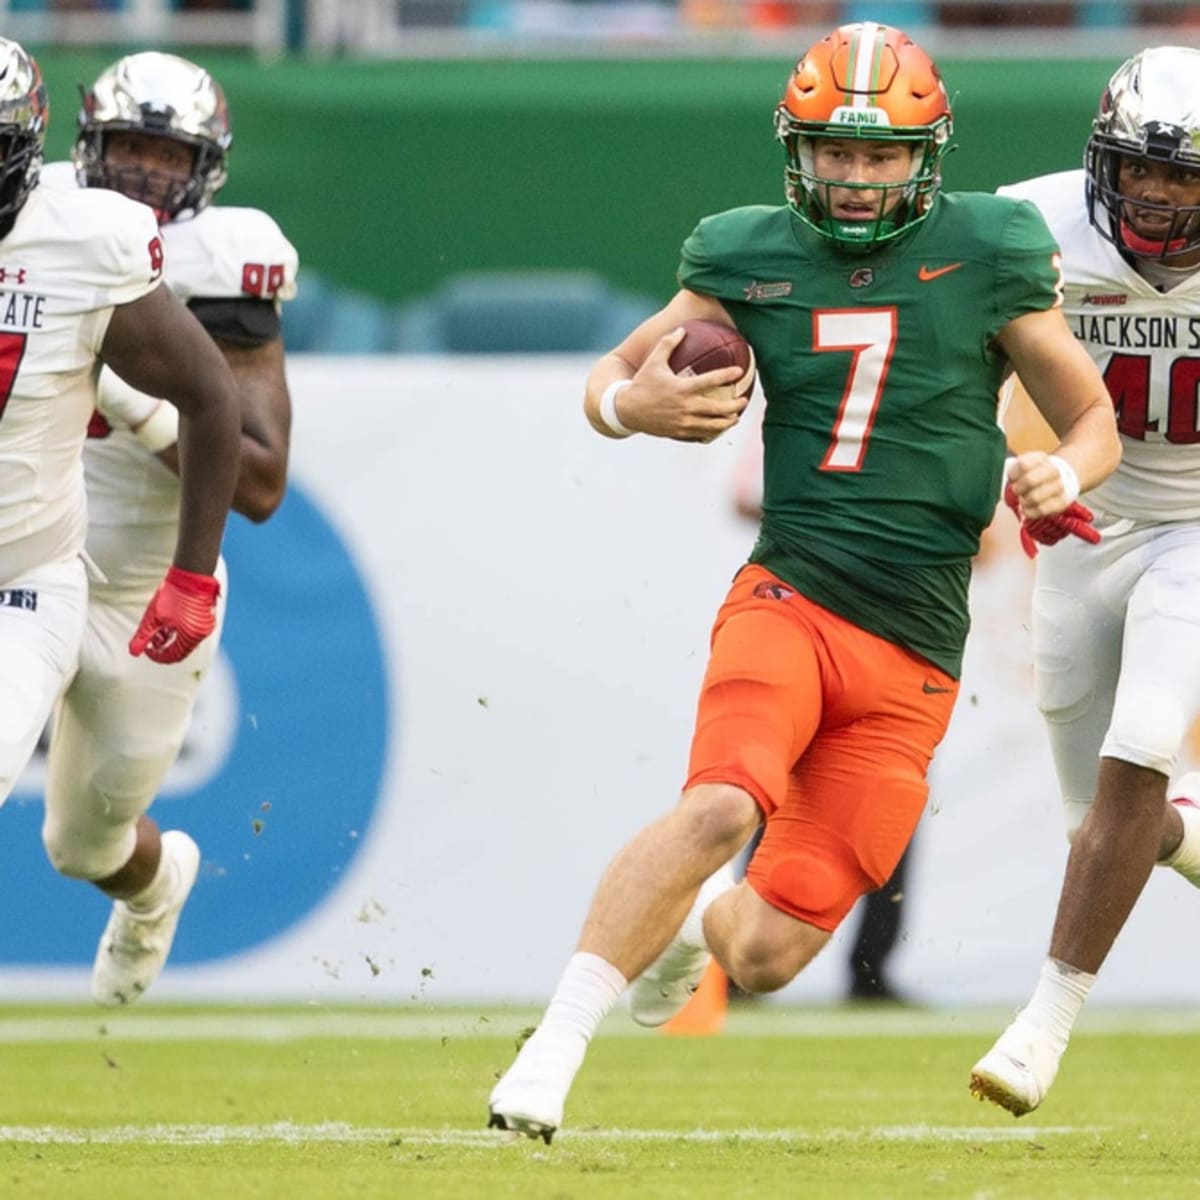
686,564,959,932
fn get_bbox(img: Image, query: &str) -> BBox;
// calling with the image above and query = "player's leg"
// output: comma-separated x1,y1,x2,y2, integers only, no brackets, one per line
971,523,1132,1114
625,571,841,1027
709,635,953,997
488,781,760,1140
634,573,954,1013
973,523,1200,1114
0,558,87,804
44,568,226,1006
488,566,818,1140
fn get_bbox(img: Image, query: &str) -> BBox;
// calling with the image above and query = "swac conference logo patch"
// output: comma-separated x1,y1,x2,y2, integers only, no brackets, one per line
744,280,793,301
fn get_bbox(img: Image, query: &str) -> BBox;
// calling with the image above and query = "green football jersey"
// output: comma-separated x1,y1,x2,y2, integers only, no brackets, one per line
678,193,1061,677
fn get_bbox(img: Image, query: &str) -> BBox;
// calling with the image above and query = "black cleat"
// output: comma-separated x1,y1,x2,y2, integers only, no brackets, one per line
488,1108,556,1144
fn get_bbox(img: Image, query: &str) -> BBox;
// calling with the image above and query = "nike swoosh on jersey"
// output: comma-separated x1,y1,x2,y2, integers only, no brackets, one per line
917,263,965,282
922,680,954,694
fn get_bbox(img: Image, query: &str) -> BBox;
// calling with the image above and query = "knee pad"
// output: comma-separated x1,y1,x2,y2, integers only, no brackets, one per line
41,744,151,881
1101,685,1188,776
42,807,137,881
752,848,868,933
1033,589,1096,724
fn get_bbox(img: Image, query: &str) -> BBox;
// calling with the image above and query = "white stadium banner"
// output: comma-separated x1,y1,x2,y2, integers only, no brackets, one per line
5,356,1198,1008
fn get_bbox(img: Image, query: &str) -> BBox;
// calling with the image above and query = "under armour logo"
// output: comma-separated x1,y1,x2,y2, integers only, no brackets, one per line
0,266,28,284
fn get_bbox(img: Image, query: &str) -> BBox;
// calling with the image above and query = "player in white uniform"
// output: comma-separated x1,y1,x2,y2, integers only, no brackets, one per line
38,52,295,1007
0,33,241,932
971,47,1200,1116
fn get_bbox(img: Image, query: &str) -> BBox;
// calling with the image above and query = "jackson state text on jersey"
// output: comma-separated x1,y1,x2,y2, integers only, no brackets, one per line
0,178,161,585
1002,169,1200,522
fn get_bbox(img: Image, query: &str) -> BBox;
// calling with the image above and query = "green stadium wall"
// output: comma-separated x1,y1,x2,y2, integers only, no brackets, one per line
32,51,1112,305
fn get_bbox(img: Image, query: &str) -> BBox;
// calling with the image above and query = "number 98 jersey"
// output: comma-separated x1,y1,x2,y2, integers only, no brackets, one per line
80,172,297,594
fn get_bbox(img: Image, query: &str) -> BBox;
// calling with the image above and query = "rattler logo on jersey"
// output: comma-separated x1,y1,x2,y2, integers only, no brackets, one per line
849,268,874,288
1073,313,1200,350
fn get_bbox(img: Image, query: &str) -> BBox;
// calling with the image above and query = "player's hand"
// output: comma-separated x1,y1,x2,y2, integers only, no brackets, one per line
129,565,220,664
620,327,749,444
1004,482,1100,558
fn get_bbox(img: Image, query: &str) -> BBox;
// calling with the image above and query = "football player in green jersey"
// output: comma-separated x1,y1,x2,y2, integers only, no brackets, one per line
488,21,1121,1143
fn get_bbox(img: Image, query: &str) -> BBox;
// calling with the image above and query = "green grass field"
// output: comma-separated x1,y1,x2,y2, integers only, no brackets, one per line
1,1003,1197,1199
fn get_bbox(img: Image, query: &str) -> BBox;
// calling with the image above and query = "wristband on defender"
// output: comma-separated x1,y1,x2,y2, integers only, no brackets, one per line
133,401,180,454
598,379,635,438
1047,454,1081,505
97,369,160,429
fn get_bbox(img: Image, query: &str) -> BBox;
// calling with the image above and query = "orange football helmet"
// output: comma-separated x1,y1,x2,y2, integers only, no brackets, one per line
774,22,952,251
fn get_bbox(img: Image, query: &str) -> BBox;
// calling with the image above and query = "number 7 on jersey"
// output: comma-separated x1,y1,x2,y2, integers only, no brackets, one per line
815,308,897,471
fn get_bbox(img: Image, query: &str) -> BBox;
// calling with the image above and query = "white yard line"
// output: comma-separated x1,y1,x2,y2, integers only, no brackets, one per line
0,1122,1105,1146
0,1006,1194,1042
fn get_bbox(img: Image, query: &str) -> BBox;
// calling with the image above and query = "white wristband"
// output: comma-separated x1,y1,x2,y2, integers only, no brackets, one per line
1047,454,1080,505
133,400,180,453
598,379,635,438
97,366,161,429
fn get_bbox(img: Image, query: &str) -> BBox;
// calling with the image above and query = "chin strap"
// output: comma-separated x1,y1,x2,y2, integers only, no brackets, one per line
1120,218,1190,256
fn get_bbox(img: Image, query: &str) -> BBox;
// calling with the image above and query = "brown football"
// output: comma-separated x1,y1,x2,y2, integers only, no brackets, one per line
668,319,755,396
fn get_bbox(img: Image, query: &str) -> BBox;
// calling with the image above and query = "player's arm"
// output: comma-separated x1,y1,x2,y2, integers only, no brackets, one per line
100,282,241,574
212,335,289,522
994,305,1120,519
155,325,291,523
584,288,747,443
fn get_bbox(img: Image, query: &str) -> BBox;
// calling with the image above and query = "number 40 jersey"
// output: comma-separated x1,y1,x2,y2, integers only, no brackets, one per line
1001,168,1200,522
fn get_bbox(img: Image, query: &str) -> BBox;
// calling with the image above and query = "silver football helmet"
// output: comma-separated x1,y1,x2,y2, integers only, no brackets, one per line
0,37,48,237
1085,46,1200,260
74,51,231,222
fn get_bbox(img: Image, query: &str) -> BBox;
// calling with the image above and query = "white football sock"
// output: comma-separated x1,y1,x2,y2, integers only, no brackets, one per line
1018,957,1096,1049
1162,798,1200,888
538,952,628,1045
681,862,737,950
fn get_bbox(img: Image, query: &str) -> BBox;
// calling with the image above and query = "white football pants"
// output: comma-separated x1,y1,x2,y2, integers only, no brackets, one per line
1033,511,1200,839
42,558,228,881
0,556,87,805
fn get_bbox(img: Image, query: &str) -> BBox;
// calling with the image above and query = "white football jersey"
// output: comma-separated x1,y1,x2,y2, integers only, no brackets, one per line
0,176,161,587
1000,169,1200,522
47,159,299,593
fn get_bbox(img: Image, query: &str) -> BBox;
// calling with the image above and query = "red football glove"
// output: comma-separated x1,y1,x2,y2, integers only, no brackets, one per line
1003,482,1101,559
129,565,220,664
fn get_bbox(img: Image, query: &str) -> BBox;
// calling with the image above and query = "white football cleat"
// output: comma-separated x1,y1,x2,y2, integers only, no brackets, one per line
969,1018,1063,1117
629,865,734,1027
487,1026,586,1144
91,830,201,1008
